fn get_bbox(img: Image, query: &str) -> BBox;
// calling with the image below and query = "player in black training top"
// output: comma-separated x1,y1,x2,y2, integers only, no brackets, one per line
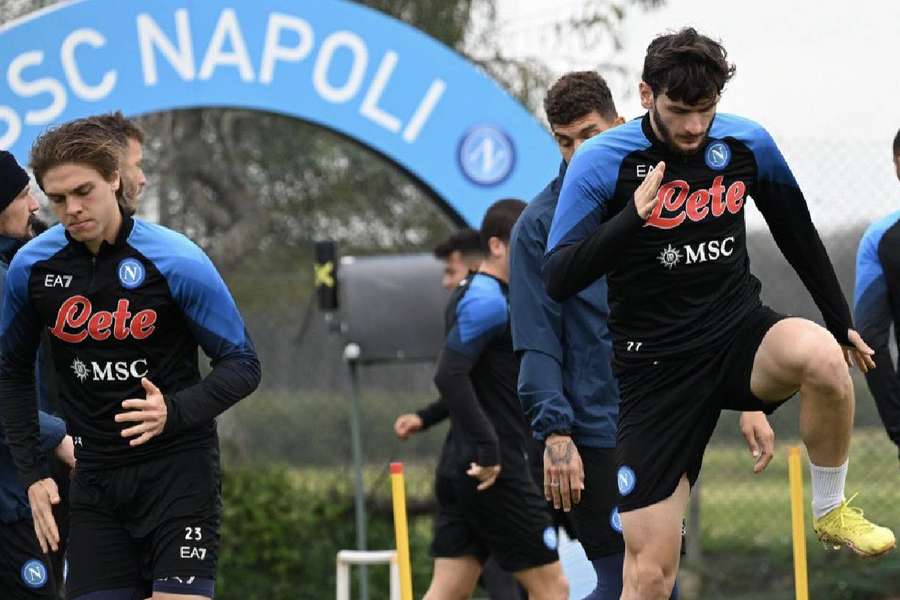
854,129,900,462
423,200,568,600
0,119,260,599
544,28,894,599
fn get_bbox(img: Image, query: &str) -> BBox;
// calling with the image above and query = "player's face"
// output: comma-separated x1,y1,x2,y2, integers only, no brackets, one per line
120,137,146,211
44,163,122,252
551,111,624,163
442,250,470,290
0,185,41,241
641,82,718,156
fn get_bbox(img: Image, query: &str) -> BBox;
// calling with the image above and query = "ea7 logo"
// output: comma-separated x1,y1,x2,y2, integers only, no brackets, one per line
44,274,73,288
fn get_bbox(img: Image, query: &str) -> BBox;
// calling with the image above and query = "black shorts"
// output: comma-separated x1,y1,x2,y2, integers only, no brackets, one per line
66,446,221,598
431,464,558,573
615,305,789,513
0,518,61,599
568,447,625,559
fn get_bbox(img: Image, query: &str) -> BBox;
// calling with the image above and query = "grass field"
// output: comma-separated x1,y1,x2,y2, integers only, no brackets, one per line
335,427,899,599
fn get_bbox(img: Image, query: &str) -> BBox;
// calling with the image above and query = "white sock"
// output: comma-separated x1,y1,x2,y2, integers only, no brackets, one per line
810,459,848,519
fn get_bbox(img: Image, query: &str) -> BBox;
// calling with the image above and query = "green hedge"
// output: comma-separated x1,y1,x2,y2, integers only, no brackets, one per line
217,464,436,600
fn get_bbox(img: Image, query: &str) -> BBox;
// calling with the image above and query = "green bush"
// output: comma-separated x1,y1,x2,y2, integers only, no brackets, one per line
217,464,436,600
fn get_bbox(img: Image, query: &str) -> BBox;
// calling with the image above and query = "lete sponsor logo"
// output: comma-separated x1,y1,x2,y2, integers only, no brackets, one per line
645,176,746,230
51,295,157,343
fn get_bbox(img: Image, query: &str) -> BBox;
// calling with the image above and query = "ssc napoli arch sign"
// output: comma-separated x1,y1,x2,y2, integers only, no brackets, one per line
0,0,559,226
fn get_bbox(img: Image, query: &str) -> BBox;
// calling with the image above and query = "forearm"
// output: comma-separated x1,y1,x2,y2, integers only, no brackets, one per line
434,350,499,466
544,201,643,302
517,350,574,441
164,354,261,433
416,398,448,430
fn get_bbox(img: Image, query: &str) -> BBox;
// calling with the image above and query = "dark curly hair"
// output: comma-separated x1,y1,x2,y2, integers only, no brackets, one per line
893,128,900,158
642,27,736,104
543,71,617,127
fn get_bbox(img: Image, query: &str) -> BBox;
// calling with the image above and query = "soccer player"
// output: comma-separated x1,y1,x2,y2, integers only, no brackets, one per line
853,128,900,461
544,28,895,599
0,119,260,599
424,199,568,600
0,150,75,598
395,230,524,600
91,111,147,212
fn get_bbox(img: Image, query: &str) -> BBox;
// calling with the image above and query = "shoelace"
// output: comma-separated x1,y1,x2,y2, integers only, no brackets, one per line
834,493,874,534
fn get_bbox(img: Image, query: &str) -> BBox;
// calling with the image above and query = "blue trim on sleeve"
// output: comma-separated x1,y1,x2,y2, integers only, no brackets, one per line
547,118,650,252
0,225,67,345
445,274,508,357
709,113,797,188
127,220,251,358
854,211,900,311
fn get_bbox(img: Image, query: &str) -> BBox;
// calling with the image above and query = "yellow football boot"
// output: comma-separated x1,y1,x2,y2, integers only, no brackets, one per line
813,493,896,558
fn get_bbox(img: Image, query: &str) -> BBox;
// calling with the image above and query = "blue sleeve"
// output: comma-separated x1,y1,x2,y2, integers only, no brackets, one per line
0,253,46,487
854,218,900,445
854,223,890,348
509,209,574,439
543,121,649,301
434,279,507,467
37,411,65,453
130,223,261,432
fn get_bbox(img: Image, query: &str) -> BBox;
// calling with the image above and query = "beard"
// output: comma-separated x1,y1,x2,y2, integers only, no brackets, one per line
650,104,712,158
27,213,48,238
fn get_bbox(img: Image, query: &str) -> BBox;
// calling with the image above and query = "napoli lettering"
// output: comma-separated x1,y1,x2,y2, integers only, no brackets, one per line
51,295,157,343
645,176,747,230
0,7,445,150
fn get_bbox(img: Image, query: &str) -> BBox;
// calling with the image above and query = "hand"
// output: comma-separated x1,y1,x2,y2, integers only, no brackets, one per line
27,478,60,553
740,411,775,473
843,329,875,373
393,414,424,441
467,462,501,491
54,435,76,471
634,161,666,219
114,378,167,447
544,434,584,511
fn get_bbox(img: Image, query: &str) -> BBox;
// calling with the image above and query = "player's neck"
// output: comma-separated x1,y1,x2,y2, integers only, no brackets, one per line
478,260,508,284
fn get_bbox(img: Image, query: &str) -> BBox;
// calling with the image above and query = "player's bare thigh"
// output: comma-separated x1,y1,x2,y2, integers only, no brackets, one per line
750,317,839,402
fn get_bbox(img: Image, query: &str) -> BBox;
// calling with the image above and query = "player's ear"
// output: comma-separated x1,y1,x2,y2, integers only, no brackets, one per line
639,82,654,110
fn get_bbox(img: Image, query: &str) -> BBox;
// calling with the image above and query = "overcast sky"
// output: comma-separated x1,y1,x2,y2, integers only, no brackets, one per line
494,0,899,141
491,0,900,228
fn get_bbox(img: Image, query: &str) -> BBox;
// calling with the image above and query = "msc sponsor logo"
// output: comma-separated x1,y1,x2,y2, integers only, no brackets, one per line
71,357,149,382
51,296,157,343
645,176,746,230
657,236,736,270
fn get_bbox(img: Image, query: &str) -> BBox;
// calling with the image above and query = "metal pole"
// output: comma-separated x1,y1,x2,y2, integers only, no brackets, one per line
345,348,369,600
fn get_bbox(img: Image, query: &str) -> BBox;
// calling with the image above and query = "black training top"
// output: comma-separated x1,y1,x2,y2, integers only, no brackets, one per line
0,215,260,487
544,113,851,368
434,272,529,477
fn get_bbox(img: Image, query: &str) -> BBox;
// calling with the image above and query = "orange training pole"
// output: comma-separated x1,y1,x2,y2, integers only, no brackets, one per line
390,462,414,600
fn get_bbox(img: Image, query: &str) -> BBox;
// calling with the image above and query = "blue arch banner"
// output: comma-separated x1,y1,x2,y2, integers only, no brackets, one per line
0,0,559,226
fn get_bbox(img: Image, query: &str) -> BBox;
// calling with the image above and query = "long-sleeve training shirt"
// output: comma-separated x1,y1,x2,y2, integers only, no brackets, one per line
510,160,618,448
434,272,530,477
544,113,852,369
854,211,900,447
0,214,261,488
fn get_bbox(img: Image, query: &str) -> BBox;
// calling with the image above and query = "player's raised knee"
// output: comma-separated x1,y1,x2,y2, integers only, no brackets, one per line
803,336,851,396
632,563,674,600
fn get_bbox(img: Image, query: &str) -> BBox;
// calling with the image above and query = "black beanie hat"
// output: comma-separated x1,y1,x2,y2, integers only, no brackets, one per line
0,151,30,214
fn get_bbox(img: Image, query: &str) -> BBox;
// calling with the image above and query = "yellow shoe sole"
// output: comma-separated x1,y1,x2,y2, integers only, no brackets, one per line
816,531,897,559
